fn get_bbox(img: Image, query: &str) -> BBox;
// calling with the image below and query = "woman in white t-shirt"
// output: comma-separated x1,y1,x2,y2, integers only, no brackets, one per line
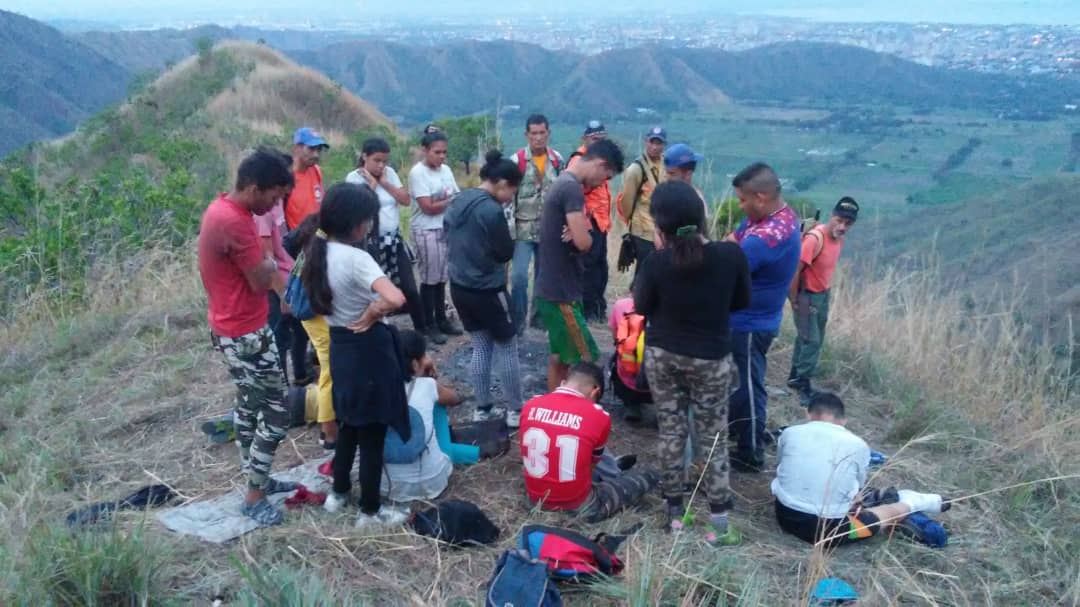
381,329,465,502
408,131,463,345
301,182,410,529
345,138,427,335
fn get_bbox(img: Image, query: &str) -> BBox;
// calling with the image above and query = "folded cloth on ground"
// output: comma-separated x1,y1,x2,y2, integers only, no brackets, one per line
156,457,331,543
284,484,327,509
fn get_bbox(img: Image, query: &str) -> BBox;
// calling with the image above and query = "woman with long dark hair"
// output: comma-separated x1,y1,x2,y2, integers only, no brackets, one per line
633,181,751,545
346,138,426,333
444,151,526,427
301,182,409,527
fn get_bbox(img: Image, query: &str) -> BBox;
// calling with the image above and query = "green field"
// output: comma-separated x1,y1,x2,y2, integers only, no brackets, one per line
500,104,1077,218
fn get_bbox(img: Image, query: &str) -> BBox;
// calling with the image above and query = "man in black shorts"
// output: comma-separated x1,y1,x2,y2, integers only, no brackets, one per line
445,165,526,427
771,393,948,546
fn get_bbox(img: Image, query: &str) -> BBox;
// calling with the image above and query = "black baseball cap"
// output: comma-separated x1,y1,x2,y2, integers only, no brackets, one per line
833,197,859,222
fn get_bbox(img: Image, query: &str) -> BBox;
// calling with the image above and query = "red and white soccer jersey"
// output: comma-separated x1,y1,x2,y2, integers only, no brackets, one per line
519,387,612,510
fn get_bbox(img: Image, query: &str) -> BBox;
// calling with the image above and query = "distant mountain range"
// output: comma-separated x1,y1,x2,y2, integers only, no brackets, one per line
0,10,130,155
2,9,1078,156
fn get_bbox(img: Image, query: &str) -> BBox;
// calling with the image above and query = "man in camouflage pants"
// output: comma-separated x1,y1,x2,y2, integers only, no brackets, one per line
648,347,740,544
198,149,298,527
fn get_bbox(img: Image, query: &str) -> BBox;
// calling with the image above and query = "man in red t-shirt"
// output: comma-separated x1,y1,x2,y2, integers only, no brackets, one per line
198,149,298,527
284,127,328,230
520,362,658,522
787,197,859,403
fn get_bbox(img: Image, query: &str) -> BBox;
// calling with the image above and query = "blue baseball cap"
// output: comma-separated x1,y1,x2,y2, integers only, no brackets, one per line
646,126,667,142
663,143,704,169
293,127,328,148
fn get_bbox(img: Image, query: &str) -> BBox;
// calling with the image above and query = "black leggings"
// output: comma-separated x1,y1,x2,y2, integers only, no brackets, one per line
333,423,388,515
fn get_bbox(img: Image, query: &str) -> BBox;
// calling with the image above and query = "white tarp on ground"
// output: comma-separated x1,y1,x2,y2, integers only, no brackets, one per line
156,456,332,544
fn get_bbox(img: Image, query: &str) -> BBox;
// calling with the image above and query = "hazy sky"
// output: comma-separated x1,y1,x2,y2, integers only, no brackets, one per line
4,0,1078,26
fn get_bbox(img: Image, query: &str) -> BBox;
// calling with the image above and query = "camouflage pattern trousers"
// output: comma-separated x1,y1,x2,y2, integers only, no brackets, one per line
578,454,660,523
647,347,739,511
211,326,289,491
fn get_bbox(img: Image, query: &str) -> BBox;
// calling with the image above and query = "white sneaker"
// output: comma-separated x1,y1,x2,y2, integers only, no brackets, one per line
355,506,408,528
473,406,506,423
898,490,943,515
324,491,348,514
506,410,521,429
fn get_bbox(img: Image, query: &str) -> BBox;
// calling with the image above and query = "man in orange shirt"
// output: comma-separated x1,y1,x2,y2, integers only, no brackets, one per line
284,127,328,230
787,197,859,403
568,120,612,322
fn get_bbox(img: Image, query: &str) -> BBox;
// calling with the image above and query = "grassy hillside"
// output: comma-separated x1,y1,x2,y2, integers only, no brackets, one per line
0,10,130,156
0,41,392,318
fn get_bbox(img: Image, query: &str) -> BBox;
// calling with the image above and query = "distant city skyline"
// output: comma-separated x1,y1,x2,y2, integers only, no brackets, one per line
6,0,1080,28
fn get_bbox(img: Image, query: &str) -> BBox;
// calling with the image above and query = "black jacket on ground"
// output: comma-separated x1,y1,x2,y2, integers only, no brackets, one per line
445,188,514,290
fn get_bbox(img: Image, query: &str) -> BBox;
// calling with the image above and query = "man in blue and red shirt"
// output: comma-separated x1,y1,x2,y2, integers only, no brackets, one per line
520,363,657,522
725,162,801,472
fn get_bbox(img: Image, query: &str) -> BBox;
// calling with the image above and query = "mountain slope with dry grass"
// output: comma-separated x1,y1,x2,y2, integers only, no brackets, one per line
0,236,1075,604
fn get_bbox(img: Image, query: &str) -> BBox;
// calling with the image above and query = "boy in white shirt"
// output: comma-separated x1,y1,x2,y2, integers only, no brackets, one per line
772,392,947,546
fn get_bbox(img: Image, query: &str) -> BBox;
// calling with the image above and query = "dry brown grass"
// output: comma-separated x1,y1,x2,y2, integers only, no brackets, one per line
1,237,1077,605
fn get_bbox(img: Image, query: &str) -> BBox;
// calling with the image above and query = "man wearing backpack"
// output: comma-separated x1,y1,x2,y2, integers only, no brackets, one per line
568,120,614,322
509,114,563,334
520,363,658,523
617,126,668,275
787,197,859,403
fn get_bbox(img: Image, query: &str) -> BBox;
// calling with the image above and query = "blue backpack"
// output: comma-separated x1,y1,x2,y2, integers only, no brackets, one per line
486,549,562,607
284,257,315,321
383,382,431,464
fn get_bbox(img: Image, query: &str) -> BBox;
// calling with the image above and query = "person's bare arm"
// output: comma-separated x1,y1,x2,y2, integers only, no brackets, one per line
348,277,406,333
436,382,461,406
565,211,592,253
415,195,449,215
260,237,287,295
789,263,806,304
618,165,642,223
381,176,411,206
242,256,277,293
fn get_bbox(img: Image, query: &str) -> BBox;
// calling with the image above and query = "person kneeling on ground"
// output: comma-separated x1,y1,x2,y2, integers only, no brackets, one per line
381,329,479,502
771,392,948,547
520,362,658,523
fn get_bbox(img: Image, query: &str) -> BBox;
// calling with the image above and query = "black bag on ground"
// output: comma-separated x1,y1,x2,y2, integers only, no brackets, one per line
451,417,510,459
66,484,178,527
486,549,563,607
616,233,637,273
410,499,500,547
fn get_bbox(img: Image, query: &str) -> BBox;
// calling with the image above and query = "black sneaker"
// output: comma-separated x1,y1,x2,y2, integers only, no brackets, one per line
425,327,448,345
615,454,638,471
438,319,464,336
729,449,765,474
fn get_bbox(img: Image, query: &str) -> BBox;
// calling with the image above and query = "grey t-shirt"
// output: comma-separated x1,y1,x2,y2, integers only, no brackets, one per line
535,171,586,303
324,241,387,327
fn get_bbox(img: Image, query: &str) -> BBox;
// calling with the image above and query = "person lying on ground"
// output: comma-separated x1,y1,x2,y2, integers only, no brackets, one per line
771,392,948,547
380,329,474,502
519,362,658,524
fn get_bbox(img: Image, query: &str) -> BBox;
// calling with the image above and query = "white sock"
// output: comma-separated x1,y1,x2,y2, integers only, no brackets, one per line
898,490,943,515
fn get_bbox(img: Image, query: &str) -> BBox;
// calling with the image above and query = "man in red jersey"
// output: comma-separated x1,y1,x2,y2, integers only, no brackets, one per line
520,362,657,522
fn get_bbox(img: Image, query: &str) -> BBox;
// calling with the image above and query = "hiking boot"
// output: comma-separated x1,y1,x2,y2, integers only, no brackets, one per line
242,498,284,527
892,512,948,547
473,406,506,424
356,506,408,529
505,410,521,429
425,327,448,346
262,477,299,495
437,319,464,336
324,491,348,514
319,431,337,451
615,454,638,471
729,449,765,474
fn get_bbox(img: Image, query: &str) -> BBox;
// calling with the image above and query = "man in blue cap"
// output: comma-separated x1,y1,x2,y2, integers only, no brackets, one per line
284,127,328,230
663,143,705,198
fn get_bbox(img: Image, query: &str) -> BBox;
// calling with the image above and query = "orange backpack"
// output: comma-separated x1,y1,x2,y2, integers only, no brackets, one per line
615,311,646,377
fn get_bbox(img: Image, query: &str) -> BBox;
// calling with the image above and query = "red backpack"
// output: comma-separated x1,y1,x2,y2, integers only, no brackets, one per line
516,148,562,177
615,309,646,379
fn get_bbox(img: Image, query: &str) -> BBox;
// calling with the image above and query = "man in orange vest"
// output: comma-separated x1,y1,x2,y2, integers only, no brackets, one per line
787,197,859,403
568,120,612,322
284,127,328,230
